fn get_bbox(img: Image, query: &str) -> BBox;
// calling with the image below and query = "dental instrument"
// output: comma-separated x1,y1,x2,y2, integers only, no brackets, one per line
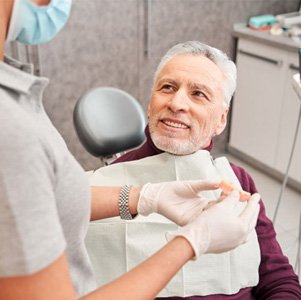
273,50,301,224
272,49,301,276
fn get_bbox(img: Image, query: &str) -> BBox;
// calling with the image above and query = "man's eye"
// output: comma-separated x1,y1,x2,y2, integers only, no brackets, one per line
193,90,209,100
160,84,174,92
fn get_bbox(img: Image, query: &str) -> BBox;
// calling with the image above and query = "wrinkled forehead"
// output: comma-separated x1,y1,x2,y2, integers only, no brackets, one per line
155,54,225,90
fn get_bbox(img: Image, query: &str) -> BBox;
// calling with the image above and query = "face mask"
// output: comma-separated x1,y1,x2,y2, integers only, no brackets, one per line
6,0,72,45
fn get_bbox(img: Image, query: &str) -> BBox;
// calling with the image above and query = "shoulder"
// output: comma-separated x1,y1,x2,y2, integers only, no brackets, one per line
113,149,141,164
0,107,50,170
113,142,158,164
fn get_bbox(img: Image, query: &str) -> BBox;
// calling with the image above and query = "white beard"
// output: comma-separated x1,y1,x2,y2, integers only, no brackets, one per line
150,131,206,155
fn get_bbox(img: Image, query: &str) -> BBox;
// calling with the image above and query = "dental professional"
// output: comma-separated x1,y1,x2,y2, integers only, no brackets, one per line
0,1,261,300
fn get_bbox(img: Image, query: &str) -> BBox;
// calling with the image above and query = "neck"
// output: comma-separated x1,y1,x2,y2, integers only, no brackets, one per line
0,0,14,61
0,45,4,61
0,14,6,61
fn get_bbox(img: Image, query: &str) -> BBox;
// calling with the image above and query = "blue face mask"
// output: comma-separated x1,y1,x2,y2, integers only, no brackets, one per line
6,0,72,45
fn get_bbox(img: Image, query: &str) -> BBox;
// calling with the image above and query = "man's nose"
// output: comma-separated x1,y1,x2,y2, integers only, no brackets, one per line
168,90,190,112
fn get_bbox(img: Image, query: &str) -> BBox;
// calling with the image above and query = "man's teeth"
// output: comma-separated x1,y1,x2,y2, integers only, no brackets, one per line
164,120,188,129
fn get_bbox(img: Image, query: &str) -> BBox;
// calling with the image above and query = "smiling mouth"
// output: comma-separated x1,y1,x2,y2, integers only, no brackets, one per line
161,119,189,129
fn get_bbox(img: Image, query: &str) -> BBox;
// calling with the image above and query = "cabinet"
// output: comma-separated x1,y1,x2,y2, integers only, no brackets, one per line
229,38,301,188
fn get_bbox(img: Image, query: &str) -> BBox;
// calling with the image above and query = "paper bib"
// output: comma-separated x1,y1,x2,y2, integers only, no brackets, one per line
86,150,260,297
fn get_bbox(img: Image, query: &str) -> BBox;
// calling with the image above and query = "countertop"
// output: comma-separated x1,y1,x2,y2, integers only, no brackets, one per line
233,23,301,52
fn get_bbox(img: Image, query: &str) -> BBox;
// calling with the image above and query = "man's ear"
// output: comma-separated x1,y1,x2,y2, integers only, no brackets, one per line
215,107,229,136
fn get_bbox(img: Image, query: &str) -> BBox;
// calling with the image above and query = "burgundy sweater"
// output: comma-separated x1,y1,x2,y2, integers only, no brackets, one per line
113,127,301,299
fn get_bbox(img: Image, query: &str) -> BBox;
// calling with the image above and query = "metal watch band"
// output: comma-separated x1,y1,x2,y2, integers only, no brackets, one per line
118,185,134,220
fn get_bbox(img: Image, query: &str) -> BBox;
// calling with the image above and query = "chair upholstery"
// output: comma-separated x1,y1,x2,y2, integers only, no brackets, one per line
73,87,146,158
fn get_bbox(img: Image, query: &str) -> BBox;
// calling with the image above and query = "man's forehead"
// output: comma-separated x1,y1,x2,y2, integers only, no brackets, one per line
156,55,224,90
156,54,223,81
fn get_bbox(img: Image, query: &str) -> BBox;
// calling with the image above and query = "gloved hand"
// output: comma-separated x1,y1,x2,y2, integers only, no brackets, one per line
138,180,220,226
166,191,260,257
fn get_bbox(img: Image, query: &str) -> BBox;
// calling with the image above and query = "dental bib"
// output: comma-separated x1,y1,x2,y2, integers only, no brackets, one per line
86,150,260,297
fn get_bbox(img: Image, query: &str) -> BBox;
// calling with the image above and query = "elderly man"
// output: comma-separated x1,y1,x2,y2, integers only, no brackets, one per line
87,41,301,299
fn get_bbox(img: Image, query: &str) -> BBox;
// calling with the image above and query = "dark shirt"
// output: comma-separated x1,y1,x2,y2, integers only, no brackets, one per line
113,126,301,299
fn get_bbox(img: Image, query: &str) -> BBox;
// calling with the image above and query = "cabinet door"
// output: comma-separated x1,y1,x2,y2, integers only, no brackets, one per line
275,53,301,183
229,39,287,167
40,0,139,170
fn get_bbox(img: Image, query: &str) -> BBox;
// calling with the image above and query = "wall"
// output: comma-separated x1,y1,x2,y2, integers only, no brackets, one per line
8,0,300,170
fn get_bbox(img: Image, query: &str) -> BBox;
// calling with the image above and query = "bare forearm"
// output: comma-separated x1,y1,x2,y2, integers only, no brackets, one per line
0,238,194,300
82,236,194,299
0,237,193,300
90,186,140,221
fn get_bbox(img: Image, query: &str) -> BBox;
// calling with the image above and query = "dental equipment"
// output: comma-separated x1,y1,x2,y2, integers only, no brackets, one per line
73,87,146,166
273,51,301,224
272,49,301,276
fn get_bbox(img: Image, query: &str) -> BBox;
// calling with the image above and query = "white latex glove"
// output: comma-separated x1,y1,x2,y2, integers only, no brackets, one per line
166,191,260,257
138,180,220,226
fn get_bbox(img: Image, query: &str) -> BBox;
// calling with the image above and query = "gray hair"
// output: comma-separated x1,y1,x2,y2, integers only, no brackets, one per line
154,41,237,107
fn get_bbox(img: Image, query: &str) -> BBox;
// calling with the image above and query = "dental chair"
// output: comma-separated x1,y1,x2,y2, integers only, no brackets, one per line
73,87,146,165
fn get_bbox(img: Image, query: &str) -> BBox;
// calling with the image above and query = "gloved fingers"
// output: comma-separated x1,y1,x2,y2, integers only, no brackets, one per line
248,203,260,231
242,202,260,243
202,199,221,210
218,191,228,201
186,180,220,194
219,180,251,201
239,190,251,201
239,193,261,230
239,203,260,244
175,199,211,225
216,190,240,211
